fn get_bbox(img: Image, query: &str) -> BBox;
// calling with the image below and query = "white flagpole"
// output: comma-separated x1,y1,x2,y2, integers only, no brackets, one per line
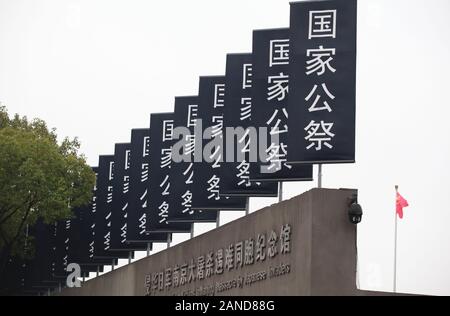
394,185,399,293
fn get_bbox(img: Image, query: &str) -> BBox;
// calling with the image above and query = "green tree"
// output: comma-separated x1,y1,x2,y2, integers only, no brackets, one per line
0,105,95,281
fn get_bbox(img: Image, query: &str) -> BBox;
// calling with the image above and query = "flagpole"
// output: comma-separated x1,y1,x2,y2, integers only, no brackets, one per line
394,185,398,293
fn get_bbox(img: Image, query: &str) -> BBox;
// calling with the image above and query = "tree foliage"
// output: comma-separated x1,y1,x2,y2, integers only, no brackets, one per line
0,105,95,264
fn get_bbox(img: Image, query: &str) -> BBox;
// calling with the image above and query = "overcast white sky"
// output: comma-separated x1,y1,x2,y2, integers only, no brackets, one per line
1,0,449,295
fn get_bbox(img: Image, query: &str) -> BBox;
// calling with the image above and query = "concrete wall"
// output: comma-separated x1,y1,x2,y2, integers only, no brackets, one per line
60,188,373,296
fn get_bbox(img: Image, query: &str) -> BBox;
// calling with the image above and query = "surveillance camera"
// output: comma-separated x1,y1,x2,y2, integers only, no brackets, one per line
347,193,362,224
348,203,363,224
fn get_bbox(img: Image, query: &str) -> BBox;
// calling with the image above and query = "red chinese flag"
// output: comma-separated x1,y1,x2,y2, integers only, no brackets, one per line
396,192,409,219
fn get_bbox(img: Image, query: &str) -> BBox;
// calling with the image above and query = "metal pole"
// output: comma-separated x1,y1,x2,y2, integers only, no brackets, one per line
96,266,100,277
128,251,132,265
111,259,115,271
318,164,323,188
167,234,171,249
47,288,51,296
216,212,220,228
190,224,195,239
278,182,283,203
147,243,151,256
245,198,250,215
58,283,61,293
394,185,399,293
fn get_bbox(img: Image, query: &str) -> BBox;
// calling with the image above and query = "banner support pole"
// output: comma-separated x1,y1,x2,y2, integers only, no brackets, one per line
96,266,99,277
245,198,250,215
128,251,132,265
111,259,115,271
167,234,171,249
278,182,283,203
216,212,220,228
146,243,151,256
190,224,195,239
318,164,323,188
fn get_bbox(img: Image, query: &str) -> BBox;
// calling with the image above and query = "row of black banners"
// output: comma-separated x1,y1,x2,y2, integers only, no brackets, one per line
4,0,356,295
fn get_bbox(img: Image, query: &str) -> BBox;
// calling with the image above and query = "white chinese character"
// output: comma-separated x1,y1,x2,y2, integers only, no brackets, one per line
185,134,196,155
238,129,251,154
108,162,114,180
107,186,113,203
309,10,337,39
125,150,131,170
143,136,150,157
138,214,146,235
266,108,288,135
160,148,172,169
159,174,170,196
140,189,147,202
183,163,194,185
181,190,193,214
306,46,336,76
305,83,335,112
103,231,111,250
162,120,174,142
209,145,222,169
214,84,225,108
211,116,223,138
187,105,198,128
242,64,253,89
267,73,289,101
265,142,290,172
123,175,130,194
141,163,149,182
207,175,220,200
304,120,335,150
120,223,127,243
158,201,169,223
240,98,252,121
236,160,251,187
269,39,289,67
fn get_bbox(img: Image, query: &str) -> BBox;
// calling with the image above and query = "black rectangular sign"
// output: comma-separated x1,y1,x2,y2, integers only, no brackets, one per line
126,129,169,243
191,76,247,210
221,53,279,196
169,96,218,222
93,156,130,259
250,28,313,181
288,0,357,164
110,143,148,251
146,113,192,233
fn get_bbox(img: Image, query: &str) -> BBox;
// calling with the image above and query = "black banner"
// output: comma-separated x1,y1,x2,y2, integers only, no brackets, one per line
126,129,169,243
221,53,279,196
69,205,108,272
288,0,357,164
250,28,313,181
93,156,130,259
75,168,115,267
52,220,70,280
191,76,247,210
110,143,149,251
146,113,192,233
28,221,56,287
169,96,218,223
